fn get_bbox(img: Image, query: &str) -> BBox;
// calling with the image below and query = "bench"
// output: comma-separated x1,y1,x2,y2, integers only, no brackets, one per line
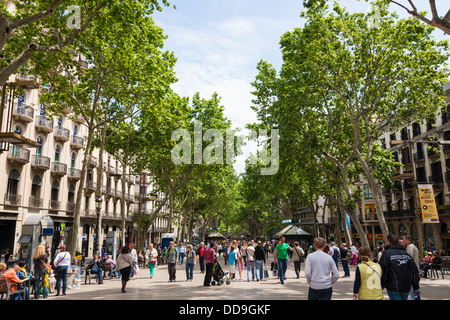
0,278,27,300
102,263,113,280
84,267,100,284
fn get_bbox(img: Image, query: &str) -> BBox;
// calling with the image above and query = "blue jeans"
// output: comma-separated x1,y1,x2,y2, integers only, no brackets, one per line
308,287,333,300
342,260,350,277
277,258,288,283
247,260,255,281
179,253,185,264
388,290,409,300
255,260,264,280
34,269,48,299
186,263,194,280
56,266,69,294
90,268,103,281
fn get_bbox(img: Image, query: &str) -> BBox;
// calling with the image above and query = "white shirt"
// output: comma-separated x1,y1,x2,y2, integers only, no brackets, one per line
246,245,255,261
53,251,71,267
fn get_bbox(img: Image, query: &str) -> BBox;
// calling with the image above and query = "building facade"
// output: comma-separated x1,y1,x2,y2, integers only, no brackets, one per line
0,68,137,266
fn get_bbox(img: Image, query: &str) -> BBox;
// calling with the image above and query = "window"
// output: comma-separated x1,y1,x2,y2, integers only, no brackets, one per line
363,184,373,199
55,145,60,161
36,136,43,155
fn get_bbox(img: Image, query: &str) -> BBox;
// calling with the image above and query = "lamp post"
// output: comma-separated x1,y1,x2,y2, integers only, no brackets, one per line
95,195,103,255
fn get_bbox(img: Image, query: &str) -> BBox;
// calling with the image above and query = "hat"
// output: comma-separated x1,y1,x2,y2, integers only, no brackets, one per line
428,252,432,255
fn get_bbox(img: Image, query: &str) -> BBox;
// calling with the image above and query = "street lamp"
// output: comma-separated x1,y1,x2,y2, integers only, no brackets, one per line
95,195,103,255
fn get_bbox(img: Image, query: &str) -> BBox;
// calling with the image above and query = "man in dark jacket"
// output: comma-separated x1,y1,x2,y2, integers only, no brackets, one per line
379,234,420,300
86,254,104,284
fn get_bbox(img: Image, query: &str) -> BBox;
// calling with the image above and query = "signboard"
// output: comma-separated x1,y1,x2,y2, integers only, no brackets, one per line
418,184,440,223
282,219,292,224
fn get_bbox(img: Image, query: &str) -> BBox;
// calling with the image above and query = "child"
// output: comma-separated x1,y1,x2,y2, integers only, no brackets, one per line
228,245,236,280
47,265,55,293
237,256,244,280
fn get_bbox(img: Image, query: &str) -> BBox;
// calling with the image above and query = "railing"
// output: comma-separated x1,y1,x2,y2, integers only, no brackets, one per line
70,135,84,148
4,193,21,205
84,209,97,217
51,162,67,175
29,196,43,208
67,202,75,212
88,155,98,167
85,180,96,191
54,127,70,140
384,209,415,218
8,147,30,162
31,154,50,169
115,190,122,198
13,103,34,121
69,168,82,179
35,116,54,131
49,200,60,210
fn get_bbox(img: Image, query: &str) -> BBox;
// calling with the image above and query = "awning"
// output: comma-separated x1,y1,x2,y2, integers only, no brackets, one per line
274,224,312,238
18,235,32,243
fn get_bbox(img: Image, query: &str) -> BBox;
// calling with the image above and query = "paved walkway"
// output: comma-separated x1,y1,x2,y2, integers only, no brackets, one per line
42,255,450,301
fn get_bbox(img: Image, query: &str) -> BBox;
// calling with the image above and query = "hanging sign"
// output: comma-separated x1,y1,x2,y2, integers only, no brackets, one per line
418,184,440,223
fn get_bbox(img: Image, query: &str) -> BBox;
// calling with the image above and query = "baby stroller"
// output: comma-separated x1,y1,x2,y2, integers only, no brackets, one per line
211,260,230,286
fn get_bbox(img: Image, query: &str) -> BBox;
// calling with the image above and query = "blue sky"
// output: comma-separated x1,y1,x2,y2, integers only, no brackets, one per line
153,0,449,173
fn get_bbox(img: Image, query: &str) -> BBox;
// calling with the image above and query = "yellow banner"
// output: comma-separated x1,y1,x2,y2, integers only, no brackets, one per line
418,184,440,223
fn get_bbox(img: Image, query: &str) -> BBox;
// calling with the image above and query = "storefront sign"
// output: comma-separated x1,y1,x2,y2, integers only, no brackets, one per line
418,184,440,223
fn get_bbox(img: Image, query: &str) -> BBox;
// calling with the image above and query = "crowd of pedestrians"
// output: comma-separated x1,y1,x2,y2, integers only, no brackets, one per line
0,233,445,300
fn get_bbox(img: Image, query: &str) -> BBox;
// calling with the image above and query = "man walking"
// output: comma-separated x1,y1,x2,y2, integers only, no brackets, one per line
199,242,205,273
203,242,216,286
305,237,340,300
339,243,351,278
402,235,420,300
246,241,256,282
379,234,420,300
166,241,178,282
273,236,293,284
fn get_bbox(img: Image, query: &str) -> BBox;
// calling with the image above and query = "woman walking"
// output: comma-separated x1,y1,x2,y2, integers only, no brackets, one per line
53,244,71,296
117,245,134,293
33,245,49,299
148,243,158,279
185,244,196,281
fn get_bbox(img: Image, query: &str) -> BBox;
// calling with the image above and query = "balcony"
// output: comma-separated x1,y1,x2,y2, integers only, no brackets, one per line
126,175,135,184
384,209,415,218
49,200,60,210
54,127,70,142
68,168,82,180
84,180,96,193
12,103,34,123
51,161,67,176
106,187,114,198
70,135,84,149
114,190,122,199
126,194,135,203
35,116,54,133
7,147,30,164
29,196,43,208
83,209,97,217
429,175,444,184
14,73,39,89
67,202,75,212
87,155,98,167
74,113,85,124
31,154,50,170
61,104,72,115
4,193,21,206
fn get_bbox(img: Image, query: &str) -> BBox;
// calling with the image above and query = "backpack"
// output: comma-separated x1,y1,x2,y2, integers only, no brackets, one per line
332,247,339,259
